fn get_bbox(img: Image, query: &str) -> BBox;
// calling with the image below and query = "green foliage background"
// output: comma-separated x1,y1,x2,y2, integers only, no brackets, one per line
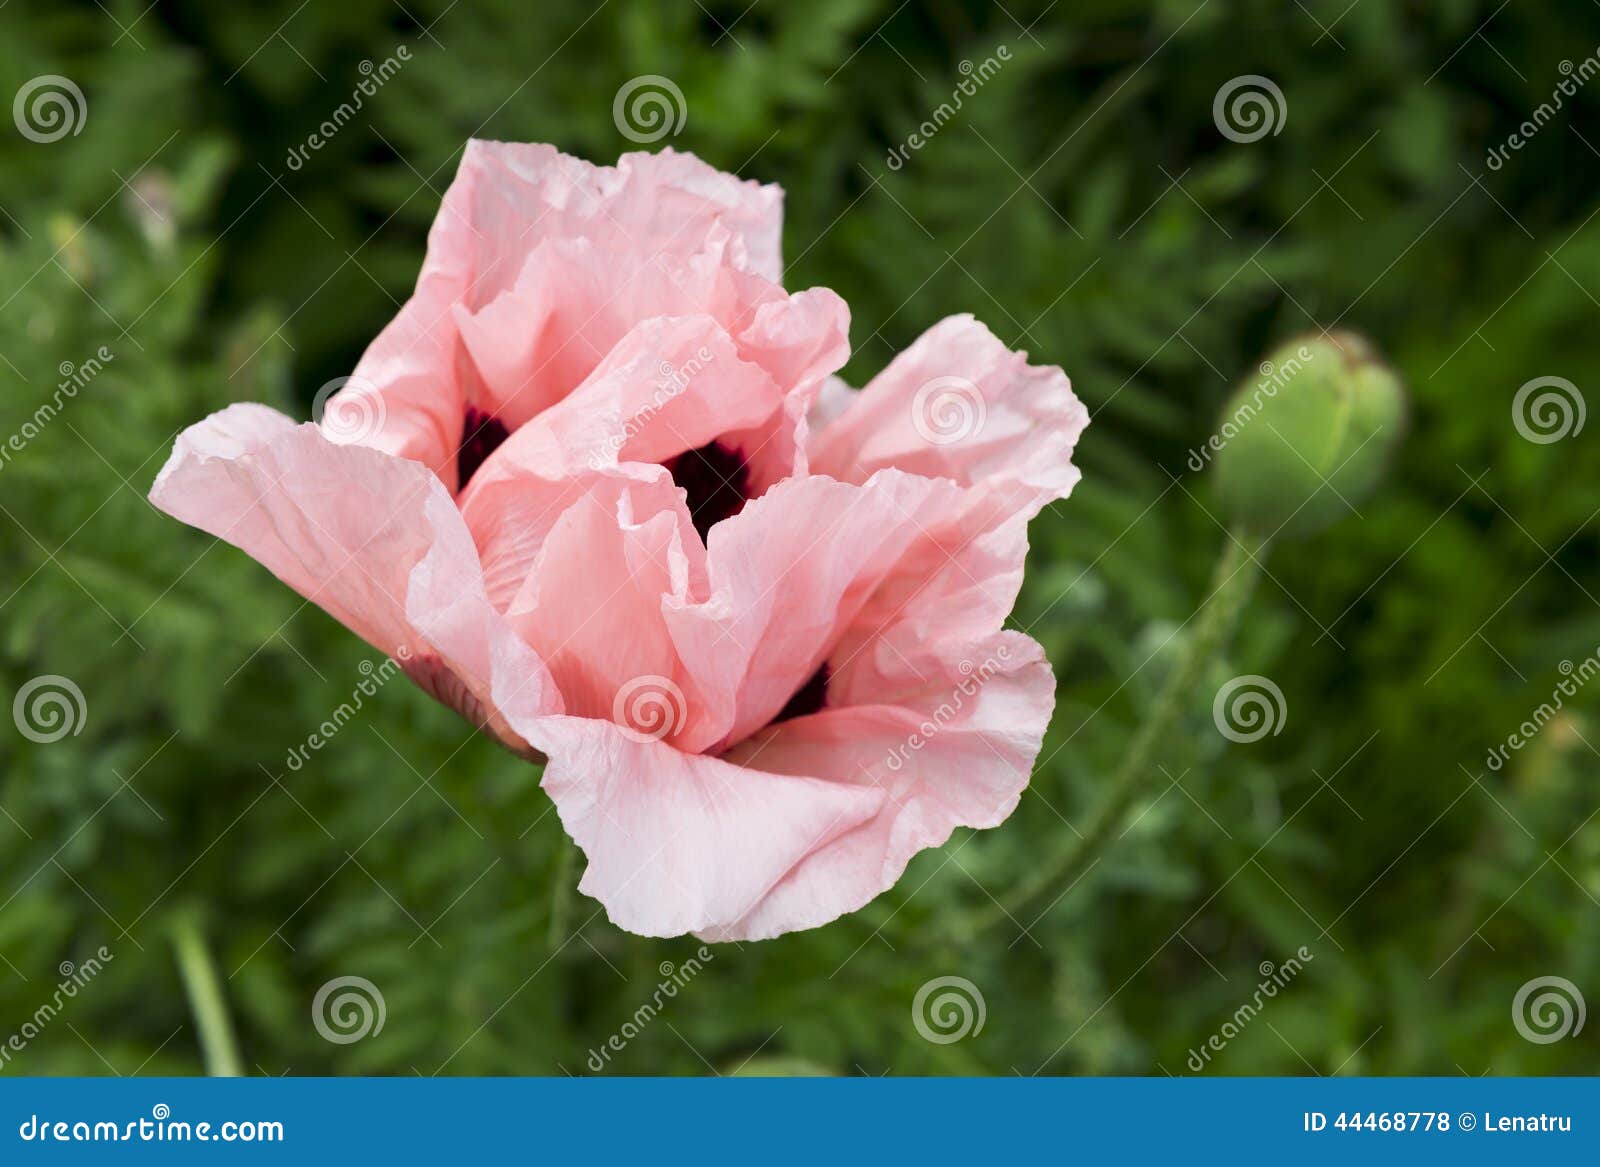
1,0,1597,1075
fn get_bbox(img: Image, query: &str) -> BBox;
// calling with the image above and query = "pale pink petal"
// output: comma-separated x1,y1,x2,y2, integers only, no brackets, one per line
444,141,788,427
722,288,851,494
447,141,783,305
451,236,840,436
618,147,785,282
525,715,885,938
457,463,694,615
336,153,481,482
712,631,1055,940
828,481,1039,662
807,374,857,437
499,479,708,743
451,305,735,610
663,470,968,753
448,237,735,431
334,141,788,485
148,403,560,752
402,487,565,752
450,301,847,617
459,313,788,485
446,313,782,638
810,313,1089,513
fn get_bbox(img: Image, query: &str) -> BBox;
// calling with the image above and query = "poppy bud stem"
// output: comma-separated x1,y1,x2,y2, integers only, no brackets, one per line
170,911,245,1077
976,528,1268,934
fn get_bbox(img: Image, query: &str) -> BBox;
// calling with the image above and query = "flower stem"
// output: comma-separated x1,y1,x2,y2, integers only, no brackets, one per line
978,529,1268,933
170,913,244,1077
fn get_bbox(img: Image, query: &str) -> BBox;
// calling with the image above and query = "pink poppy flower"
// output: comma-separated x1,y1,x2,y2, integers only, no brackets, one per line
150,141,1087,941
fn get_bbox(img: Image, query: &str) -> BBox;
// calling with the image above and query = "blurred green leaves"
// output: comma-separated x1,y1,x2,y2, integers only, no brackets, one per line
1,0,1597,1077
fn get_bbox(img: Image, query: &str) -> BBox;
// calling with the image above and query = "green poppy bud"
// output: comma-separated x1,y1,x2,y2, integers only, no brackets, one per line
1207,332,1405,540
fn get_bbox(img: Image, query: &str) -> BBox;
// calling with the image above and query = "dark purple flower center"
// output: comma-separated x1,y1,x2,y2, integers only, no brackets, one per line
666,441,751,541
774,664,829,723
457,407,510,488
